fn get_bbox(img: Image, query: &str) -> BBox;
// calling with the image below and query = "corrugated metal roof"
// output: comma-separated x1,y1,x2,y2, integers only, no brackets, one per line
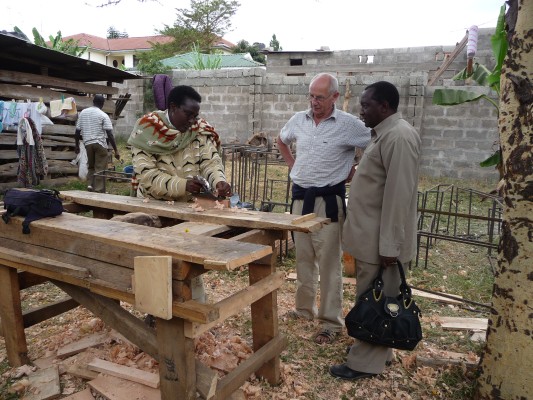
161,52,264,69
0,32,140,83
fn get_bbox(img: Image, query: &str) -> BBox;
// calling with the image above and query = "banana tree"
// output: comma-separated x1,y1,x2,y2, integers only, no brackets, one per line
432,5,507,175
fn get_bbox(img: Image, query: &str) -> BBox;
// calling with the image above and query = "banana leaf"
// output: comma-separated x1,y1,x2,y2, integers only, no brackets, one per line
480,150,501,167
433,89,490,105
488,5,508,92
452,63,491,86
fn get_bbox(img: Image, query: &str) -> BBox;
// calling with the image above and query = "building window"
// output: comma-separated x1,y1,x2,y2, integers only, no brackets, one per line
290,58,303,66
113,60,118,68
133,55,139,67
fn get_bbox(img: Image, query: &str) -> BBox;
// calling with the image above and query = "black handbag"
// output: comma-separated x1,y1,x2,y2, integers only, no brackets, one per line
345,261,422,351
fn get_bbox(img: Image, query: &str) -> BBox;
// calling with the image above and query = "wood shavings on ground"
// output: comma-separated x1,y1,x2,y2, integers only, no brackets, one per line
142,198,150,203
166,201,174,205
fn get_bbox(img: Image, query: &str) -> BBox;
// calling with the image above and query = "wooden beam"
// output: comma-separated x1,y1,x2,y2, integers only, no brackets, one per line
0,297,78,335
17,271,48,289
184,271,285,338
157,316,196,399
0,69,118,95
213,335,287,400
54,281,159,356
0,83,115,113
427,32,468,86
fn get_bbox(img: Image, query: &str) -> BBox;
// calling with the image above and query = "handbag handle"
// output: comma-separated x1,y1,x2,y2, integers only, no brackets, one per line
372,261,414,304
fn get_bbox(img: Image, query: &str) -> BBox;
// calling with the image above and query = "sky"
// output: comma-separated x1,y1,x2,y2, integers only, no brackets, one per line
5,0,504,51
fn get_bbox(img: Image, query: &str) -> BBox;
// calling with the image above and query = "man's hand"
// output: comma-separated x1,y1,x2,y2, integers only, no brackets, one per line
345,164,357,183
380,255,398,268
215,181,232,198
186,177,206,194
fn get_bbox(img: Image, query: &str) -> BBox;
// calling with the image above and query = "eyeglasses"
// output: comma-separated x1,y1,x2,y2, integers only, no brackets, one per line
306,93,333,103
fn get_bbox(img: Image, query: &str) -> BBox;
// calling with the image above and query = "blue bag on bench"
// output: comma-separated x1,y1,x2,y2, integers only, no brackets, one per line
2,189,63,234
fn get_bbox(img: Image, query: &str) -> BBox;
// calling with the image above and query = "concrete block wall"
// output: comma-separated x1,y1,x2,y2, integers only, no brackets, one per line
421,86,499,180
113,26,499,181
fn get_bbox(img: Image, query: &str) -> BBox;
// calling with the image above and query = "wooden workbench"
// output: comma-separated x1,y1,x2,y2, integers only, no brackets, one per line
0,191,329,399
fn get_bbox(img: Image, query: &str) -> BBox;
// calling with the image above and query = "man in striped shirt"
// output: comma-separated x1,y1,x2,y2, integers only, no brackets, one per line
277,73,371,345
75,95,120,192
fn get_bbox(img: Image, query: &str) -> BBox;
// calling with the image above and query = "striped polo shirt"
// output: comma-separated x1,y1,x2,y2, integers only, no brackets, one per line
75,106,113,148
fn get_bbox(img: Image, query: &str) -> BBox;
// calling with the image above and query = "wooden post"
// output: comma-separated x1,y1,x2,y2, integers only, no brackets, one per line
156,318,196,400
156,263,196,400
248,230,281,385
0,265,30,366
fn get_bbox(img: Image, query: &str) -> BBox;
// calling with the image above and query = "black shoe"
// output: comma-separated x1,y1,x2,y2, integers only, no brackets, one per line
329,363,377,381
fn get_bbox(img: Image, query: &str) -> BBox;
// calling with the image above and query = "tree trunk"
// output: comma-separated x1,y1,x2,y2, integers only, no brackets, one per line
476,1,533,399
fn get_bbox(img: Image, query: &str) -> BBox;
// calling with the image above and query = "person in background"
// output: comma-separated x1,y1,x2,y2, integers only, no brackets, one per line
277,73,371,345
128,85,231,201
75,94,119,192
330,81,421,380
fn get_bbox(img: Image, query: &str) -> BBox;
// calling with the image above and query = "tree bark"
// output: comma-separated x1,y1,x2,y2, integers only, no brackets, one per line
476,1,533,399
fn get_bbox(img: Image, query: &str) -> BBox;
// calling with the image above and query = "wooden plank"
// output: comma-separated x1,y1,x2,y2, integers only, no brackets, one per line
213,335,287,400
438,317,488,331
416,350,479,368
0,69,118,95
0,246,90,278
5,213,272,271
56,332,109,358
61,388,95,400
411,289,463,305
0,149,76,161
88,358,160,388
22,365,61,400
59,191,329,233
0,84,115,113
184,271,285,338
290,213,316,224
88,375,161,400
42,124,77,136
134,256,172,320
0,265,30,366
162,222,231,236
196,362,217,400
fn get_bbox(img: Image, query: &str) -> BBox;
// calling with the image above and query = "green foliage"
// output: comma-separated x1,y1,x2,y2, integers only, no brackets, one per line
231,39,265,64
174,0,240,37
136,52,172,75
30,28,87,57
107,26,129,39
138,0,240,74
269,34,282,51
432,5,506,172
182,44,222,70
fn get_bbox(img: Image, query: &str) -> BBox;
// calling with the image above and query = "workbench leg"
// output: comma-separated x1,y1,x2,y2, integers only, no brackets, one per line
0,265,30,366
249,254,281,384
157,317,196,400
